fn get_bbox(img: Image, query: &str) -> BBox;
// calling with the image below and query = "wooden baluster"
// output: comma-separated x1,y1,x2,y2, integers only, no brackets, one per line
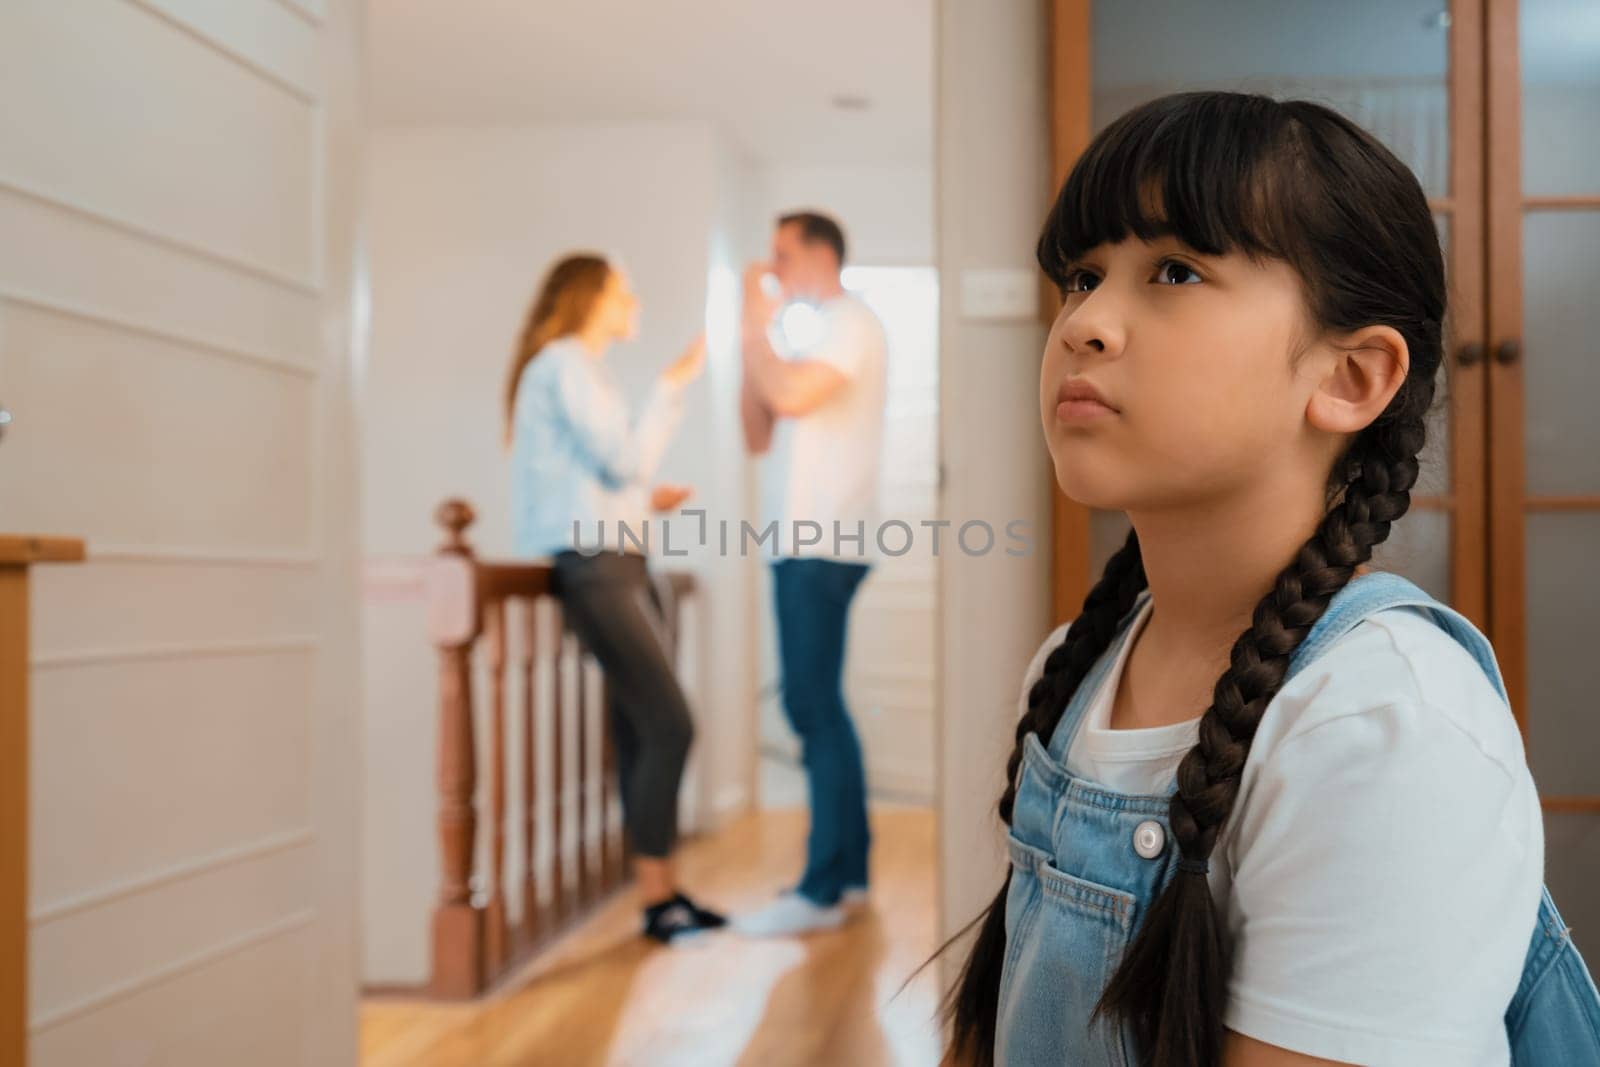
549,608,568,923
427,500,484,998
520,598,539,944
483,599,509,976
575,645,590,907
598,676,616,891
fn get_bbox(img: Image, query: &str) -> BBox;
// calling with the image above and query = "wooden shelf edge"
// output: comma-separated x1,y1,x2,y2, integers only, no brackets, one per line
0,535,86,566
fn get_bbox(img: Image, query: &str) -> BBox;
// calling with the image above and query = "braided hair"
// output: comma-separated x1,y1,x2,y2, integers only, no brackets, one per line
948,92,1446,1067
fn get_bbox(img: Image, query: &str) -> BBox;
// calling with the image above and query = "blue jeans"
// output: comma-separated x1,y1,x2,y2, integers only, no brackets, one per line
771,557,872,906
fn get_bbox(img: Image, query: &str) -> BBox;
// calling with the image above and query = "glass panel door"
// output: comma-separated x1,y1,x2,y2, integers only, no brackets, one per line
1490,0,1600,961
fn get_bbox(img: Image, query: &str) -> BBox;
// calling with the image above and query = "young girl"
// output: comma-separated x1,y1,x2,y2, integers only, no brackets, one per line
949,93,1600,1066
505,253,721,943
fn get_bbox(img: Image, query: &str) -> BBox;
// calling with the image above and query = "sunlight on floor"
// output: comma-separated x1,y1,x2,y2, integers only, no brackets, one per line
601,937,809,1065
360,808,943,1067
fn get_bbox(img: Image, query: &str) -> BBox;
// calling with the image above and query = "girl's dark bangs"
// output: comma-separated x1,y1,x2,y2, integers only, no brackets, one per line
1038,95,1293,283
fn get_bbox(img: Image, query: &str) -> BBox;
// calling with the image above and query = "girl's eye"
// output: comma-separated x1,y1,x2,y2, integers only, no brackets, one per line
1062,269,1100,294
1155,260,1202,286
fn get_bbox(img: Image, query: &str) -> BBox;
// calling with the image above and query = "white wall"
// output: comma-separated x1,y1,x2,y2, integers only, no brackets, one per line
360,119,757,984
701,135,764,827
934,0,1055,981
0,0,364,1061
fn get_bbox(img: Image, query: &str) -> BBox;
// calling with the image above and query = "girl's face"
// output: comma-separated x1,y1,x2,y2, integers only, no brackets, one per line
591,269,641,343
1040,236,1329,513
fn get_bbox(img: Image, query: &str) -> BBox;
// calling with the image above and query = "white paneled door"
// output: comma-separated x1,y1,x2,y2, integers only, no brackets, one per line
0,0,364,1063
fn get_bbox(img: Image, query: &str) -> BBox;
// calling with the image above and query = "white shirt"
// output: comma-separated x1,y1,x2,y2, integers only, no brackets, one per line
763,295,888,559
1019,601,1544,1066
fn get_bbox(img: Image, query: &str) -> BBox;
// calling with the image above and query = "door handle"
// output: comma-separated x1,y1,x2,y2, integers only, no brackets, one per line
1495,339,1522,365
0,403,10,443
1457,342,1484,367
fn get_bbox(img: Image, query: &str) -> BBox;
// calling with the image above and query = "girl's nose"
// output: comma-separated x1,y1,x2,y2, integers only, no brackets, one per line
1061,298,1124,358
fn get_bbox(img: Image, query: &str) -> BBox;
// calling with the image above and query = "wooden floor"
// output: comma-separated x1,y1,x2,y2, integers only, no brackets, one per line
361,807,945,1067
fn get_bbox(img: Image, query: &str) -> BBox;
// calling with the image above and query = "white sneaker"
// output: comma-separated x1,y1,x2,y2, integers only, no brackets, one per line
733,892,846,937
839,886,870,914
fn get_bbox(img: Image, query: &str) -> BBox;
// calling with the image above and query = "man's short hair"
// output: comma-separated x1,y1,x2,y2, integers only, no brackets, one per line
778,211,847,266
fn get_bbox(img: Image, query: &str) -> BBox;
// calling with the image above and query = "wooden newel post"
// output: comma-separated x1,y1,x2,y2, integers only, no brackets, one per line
426,500,485,998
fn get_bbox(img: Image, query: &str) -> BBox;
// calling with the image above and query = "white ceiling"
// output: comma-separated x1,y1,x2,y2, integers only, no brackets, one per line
366,0,936,166
368,2,1593,165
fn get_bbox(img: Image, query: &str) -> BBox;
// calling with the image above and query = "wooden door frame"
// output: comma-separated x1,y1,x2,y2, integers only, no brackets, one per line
1048,0,1093,626
1046,0,1493,630
1485,0,1528,725
1447,0,1491,631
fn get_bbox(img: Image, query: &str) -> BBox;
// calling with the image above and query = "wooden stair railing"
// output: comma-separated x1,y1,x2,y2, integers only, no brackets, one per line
424,500,695,998
3,535,85,1067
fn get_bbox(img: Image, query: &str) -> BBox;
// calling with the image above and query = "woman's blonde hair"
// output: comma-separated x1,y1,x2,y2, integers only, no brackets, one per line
503,253,613,445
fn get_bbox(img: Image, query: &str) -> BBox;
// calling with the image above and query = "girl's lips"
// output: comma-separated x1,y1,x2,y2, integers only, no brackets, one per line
1055,378,1118,421
1056,398,1117,421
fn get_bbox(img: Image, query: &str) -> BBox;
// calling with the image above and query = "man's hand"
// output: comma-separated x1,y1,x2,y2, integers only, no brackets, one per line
743,261,781,335
662,333,706,388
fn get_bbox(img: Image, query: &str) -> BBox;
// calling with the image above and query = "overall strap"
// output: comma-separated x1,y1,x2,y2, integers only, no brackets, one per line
1285,571,1508,704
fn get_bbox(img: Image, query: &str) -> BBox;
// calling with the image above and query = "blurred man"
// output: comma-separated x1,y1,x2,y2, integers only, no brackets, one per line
736,211,888,935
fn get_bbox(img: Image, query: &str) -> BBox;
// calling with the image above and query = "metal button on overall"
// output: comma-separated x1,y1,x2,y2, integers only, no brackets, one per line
1133,819,1165,859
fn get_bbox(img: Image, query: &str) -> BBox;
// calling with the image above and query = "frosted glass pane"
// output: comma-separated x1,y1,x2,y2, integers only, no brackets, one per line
1545,812,1600,964
1523,213,1600,495
1525,513,1600,795
1520,0,1600,196
1093,1,1451,196
1372,508,1451,604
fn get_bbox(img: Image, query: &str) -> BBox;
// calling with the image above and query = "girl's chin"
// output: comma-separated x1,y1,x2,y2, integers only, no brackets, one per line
1050,457,1133,513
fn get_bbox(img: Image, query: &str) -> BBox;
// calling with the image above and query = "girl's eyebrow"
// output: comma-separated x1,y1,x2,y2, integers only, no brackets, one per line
1147,235,1216,261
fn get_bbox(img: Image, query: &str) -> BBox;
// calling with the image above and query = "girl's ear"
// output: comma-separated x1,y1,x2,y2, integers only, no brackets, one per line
1305,324,1411,435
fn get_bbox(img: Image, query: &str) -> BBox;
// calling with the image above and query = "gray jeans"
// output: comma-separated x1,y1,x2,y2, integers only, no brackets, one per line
552,550,692,858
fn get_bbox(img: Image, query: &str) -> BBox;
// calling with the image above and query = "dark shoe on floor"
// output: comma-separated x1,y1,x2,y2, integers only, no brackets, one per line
673,891,727,929
643,896,721,944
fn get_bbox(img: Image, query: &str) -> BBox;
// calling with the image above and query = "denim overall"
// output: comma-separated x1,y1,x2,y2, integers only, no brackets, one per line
996,572,1600,1065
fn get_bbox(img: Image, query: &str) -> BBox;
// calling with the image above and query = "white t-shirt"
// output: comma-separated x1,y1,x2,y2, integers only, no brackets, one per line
763,295,887,560
1018,600,1544,1066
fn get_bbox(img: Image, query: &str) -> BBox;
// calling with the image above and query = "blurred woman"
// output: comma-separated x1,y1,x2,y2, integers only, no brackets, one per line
505,253,719,943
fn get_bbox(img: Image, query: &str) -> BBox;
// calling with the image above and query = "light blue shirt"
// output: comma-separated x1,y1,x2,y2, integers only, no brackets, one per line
510,338,686,557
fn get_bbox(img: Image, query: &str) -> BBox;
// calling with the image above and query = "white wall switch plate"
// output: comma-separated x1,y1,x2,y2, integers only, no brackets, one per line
959,267,1038,321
